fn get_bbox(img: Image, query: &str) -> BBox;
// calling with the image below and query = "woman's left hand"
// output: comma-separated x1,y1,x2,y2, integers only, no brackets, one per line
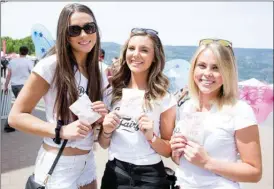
138,114,154,141
92,101,109,124
183,140,211,168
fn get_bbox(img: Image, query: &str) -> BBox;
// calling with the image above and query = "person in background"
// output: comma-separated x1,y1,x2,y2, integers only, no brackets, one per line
99,28,176,189
1,56,9,78
3,46,34,132
99,48,109,74
170,39,262,189
106,56,120,83
8,3,108,189
111,56,119,64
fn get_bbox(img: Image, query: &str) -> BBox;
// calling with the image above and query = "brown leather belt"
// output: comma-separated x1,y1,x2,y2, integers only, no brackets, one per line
42,143,90,156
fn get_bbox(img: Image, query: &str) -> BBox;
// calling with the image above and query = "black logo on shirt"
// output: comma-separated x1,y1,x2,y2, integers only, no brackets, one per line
78,86,85,97
115,106,139,133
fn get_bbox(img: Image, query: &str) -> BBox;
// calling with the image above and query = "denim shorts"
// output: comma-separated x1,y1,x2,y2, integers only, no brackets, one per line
101,158,170,189
34,145,96,189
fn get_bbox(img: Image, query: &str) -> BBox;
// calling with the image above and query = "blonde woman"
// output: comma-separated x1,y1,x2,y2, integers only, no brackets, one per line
170,39,262,189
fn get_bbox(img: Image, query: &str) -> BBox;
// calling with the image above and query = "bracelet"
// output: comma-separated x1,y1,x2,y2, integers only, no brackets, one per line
103,131,113,135
53,120,64,144
102,132,112,139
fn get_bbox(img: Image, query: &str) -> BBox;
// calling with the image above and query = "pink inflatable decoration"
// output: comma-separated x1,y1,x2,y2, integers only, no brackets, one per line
238,78,273,124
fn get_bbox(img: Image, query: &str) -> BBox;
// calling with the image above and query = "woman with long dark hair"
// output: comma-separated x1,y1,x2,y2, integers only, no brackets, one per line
8,3,108,189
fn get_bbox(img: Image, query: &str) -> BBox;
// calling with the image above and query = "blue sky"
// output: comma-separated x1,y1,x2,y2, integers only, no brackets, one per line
1,2,273,49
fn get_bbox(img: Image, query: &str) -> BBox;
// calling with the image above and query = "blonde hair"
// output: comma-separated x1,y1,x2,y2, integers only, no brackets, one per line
188,42,238,109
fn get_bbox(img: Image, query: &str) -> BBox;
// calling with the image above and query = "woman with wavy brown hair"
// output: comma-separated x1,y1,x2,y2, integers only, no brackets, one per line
98,28,176,189
8,3,108,189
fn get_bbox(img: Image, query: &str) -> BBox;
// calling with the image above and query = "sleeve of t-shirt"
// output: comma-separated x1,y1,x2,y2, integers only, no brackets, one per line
234,100,258,130
32,55,57,85
102,87,112,111
160,93,177,113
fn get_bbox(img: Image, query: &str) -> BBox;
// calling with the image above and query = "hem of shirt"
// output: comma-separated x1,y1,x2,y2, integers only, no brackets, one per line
43,138,93,151
108,153,162,165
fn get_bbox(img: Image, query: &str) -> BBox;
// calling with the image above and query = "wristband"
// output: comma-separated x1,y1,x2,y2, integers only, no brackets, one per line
53,120,64,144
148,133,157,144
103,131,113,135
102,130,112,139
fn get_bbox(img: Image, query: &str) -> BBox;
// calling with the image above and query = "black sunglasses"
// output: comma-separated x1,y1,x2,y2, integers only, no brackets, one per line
68,22,97,37
131,28,159,36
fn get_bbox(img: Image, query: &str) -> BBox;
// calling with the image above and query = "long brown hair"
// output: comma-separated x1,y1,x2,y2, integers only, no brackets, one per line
47,3,102,123
110,31,169,109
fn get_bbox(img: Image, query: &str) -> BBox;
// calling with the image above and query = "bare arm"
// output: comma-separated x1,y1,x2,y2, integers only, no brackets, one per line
204,125,262,182
98,129,112,149
8,72,56,137
150,105,176,158
98,111,120,149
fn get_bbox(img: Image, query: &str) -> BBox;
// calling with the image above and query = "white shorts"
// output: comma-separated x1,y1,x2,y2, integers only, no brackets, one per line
34,145,96,189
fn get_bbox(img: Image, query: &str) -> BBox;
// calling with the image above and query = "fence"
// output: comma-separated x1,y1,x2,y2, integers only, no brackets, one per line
1,84,12,120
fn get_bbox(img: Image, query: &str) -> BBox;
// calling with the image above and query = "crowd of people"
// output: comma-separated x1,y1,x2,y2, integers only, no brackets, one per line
4,3,262,189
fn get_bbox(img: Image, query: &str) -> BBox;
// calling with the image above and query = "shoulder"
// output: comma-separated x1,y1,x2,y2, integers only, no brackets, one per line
33,55,57,72
224,100,254,115
224,100,258,130
32,55,57,84
36,55,57,67
158,92,177,113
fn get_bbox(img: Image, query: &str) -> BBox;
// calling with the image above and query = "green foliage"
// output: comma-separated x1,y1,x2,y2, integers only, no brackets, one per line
1,36,35,55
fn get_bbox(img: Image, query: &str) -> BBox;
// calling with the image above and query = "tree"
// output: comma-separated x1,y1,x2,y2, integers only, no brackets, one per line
1,36,35,55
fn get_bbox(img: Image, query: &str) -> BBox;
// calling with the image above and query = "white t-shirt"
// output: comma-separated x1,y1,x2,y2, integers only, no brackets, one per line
8,57,34,85
107,91,176,165
175,99,257,189
32,55,108,150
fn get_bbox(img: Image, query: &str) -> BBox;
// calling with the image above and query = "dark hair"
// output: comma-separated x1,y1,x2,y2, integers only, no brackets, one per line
19,46,29,55
46,3,102,123
100,49,105,58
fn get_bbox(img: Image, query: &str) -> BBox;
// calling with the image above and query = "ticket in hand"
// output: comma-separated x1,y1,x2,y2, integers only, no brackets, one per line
175,112,206,145
119,88,145,119
69,93,102,125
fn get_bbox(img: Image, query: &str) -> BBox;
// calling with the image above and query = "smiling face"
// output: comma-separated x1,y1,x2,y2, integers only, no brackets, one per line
126,35,155,75
68,12,97,55
194,48,223,99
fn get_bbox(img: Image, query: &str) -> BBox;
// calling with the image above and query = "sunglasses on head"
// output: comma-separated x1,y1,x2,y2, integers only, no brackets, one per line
199,38,232,48
131,28,159,36
68,22,97,37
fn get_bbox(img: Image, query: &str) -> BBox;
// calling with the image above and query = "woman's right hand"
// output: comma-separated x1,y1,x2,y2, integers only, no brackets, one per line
60,120,92,140
102,111,120,134
170,133,187,157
